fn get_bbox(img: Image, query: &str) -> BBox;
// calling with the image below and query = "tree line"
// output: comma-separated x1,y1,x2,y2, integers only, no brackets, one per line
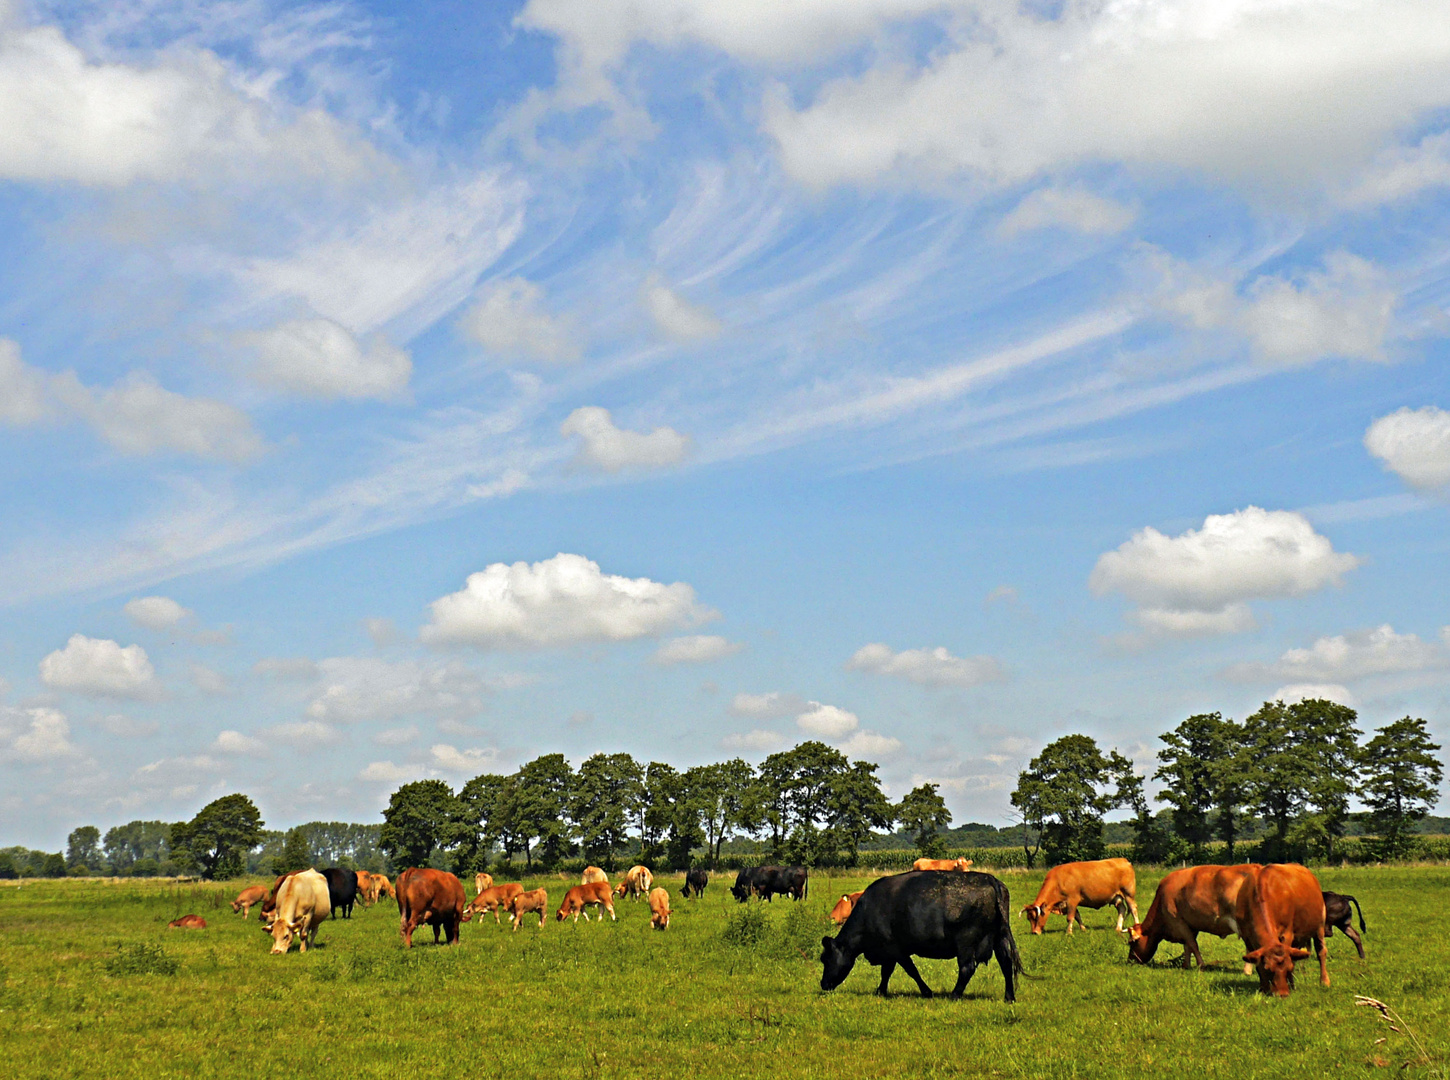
1011,700,1442,867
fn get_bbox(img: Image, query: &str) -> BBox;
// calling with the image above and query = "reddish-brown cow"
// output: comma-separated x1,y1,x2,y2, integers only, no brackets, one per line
508,889,548,931
557,881,617,923
168,914,207,929
231,885,267,918
1128,864,1262,968
830,891,864,925
465,883,524,924
395,867,466,948
1022,857,1140,935
1240,864,1330,997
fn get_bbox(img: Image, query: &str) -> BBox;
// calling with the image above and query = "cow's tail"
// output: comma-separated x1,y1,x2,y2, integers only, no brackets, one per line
995,878,1028,977
1346,894,1366,933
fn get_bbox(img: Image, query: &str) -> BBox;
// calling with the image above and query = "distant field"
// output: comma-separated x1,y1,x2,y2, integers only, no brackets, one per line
1,866,1446,1079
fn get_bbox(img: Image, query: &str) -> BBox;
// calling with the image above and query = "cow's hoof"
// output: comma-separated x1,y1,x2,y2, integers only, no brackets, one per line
919,989,934,999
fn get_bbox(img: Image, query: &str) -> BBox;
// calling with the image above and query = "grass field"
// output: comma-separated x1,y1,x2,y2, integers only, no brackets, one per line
1,866,1446,1079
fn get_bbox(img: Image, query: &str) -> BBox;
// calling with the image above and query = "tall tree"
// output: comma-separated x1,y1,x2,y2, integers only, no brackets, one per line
65,826,102,872
505,754,575,868
639,761,681,862
1010,735,1124,866
897,783,952,858
273,826,314,875
1361,716,1443,858
1155,713,1223,859
684,758,757,866
1245,698,1360,860
754,751,796,857
572,752,642,868
170,794,264,879
102,821,172,874
825,760,894,865
380,780,459,869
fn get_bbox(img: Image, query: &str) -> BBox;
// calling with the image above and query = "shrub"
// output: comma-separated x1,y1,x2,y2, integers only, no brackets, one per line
779,902,833,960
721,904,772,949
130,858,160,878
104,943,179,977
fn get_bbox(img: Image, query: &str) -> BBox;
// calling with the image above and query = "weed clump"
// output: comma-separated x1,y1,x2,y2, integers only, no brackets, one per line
721,904,772,948
721,902,833,960
104,943,179,976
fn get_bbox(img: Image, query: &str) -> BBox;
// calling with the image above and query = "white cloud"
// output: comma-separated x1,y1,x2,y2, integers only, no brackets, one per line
358,759,425,783
1271,683,1357,708
190,664,231,695
1090,507,1360,636
253,656,319,680
52,370,266,463
241,317,411,401
1343,130,1450,205
998,188,1135,238
305,657,486,724
561,406,692,472
1365,406,1450,491
839,730,903,759
421,552,714,648
213,729,267,755
846,643,1005,687
39,635,160,698
642,273,722,341
1233,624,1450,683
124,596,190,630
458,277,580,364
0,338,48,424
730,691,804,719
1,706,80,762
92,714,159,738
795,701,859,739
721,729,789,752
374,724,419,746
653,635,743,665
266,720,341,745
429,744,500,774
0,8,373,187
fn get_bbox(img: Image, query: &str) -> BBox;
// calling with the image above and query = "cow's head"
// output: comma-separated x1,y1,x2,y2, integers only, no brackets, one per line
1244,943,1308,998
269,918,302,955
819,936,857,991
1126,924,1156,965
1020,904,1049,935
230,900,242,913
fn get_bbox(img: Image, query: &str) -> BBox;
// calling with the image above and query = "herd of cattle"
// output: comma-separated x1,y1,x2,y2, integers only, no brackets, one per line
191,854,1365,999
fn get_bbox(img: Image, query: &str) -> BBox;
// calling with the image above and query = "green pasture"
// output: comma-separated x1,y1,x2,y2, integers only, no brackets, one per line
0,866,1446,1079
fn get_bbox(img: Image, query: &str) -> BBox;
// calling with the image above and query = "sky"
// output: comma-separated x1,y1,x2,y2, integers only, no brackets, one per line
2,0,1449,848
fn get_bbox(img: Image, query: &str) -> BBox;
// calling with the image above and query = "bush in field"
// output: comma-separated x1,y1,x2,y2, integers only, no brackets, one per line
779,902,833,959
104,943,179,977
721,904,771,948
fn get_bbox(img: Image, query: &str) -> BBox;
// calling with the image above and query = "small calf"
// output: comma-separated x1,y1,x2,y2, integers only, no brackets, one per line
557,882,617,923
648,887,671,930
508,888,548,932
168,914,207,930
830,891,864,925
1323,891,1366,959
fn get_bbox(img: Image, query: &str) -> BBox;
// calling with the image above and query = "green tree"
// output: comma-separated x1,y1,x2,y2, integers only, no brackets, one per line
41,852,67,878
272,827,313,875
824,760,894,865
380,780,459,869
1010,735,1125,866
685,758,756,866
1156,714,1222,859
66,826,102,872
102,821,172,874
572,752,643,868
456,773,510,872
0,852,16,879
170,794,264,879
1361,716,1443,858
897,783,953,857
1114,755,1177,865
753,751,795,858
1245,698,1360,860
499,754,574,868
639,761,681,863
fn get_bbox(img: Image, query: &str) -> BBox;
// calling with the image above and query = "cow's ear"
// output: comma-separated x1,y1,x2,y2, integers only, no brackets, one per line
1243,948,1264,963
821,936,833,950
1289,947,1310,960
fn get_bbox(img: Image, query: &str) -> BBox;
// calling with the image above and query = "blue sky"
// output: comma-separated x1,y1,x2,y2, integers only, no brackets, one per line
2,0,1448,847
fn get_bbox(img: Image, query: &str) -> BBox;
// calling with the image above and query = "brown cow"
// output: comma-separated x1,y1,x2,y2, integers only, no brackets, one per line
1240,864,1329,997
648,886,671,930
231,885,266,918
465,883,524,924
830,891,864,925
354,870,372,902
557,881,617,923
474,872,494,896
1128,864,1262,969
508,888,548,931
395,867,466,948
1022,857,1140,935
613,865,653,900
581,866,608,885
912,857,973,872
258,871,299,923
168,914,207,929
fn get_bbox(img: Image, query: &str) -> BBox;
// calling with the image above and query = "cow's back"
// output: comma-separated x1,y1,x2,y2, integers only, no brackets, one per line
845,870,1006,955
1245,864,1325,948
279,869,331,927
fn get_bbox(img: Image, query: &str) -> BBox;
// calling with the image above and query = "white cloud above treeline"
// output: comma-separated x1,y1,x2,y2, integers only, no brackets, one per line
458,277,580,364
561,406,692,472
1229,624,1450,683
39,635,160,699
1365,406,1450,491
1090,507,1359,636
304,657,487,724
0,705,80,761
422,553,714,648
241,317,411,401
847,643,1005,687
725,693,901,758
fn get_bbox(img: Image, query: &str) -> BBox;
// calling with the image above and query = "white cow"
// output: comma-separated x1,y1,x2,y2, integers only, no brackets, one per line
269,868,331,954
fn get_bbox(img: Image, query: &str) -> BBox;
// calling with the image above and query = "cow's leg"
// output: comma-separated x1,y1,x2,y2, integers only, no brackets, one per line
1126,895,1141,926
1182,934,1205,969
1343,923,1366,959
1064,903,1077,936
876,960,897,996
1113,896,1126,933
607,903,616,922
1316,932,1330,987
993,936,1017,1004
897,955,934,999
950,951,978,998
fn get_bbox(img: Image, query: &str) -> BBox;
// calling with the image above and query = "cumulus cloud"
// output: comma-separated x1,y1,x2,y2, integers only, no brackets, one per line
998,187,1135,238
213,729,266,755
1,705,80,761
653,635,743,665
847,643,1005,687
305,657,487,725
429,744,501,773
241,317,411,401
839,730,903,758
358,759,426,783
124,596,190,630
1271,683,1357,707
266,719,341,745
1230,624,1450,683
422,552,713,649
458,277,580,364
721,729,789,752
1090,507,1360,635
0,338,48,424
642,273,722,341
39,635,160,698
730,690,804,719
1365,406,1450,491
795,702,860,739
560,406,692,472
190,664,231,695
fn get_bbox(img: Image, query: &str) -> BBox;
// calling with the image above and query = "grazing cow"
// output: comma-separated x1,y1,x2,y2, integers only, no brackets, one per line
557,881,617,923
168,914,207,929
1323,891,1366,959
474,872,494,897
231,886,266,918
732,865,808,902
354,871,373,904
830,892,865,925
614,865,653,900
269,869,331,954
681,868,708,899
364,873,395,904
1128,864,1261,969
258,871,299,922
465,883,524,924
582,866,608,885
395,867,466,948
1239,864,1329,997
912,857,974,872
508,889,548,931
820,870,1022,1002
1021,857,1140,936
648,887,671,930
321,867,359,919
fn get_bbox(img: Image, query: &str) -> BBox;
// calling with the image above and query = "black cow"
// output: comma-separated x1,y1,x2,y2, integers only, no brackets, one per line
820,870,1022,1002
732,865,808,902
321,867,359,919
681,868,709,899
1323,891,1366,959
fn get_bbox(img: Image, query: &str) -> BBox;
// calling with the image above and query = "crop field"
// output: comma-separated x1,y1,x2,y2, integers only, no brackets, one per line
0,866,1446,1079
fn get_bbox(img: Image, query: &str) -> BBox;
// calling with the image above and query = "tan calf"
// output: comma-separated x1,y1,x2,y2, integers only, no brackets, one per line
557,881,617,923
231,886,267,918
466,883,524,924
830,891,864,925
648,887,671,930
912,857,973,872
508,888,548,931
474,871,494,896
581,866,608,885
